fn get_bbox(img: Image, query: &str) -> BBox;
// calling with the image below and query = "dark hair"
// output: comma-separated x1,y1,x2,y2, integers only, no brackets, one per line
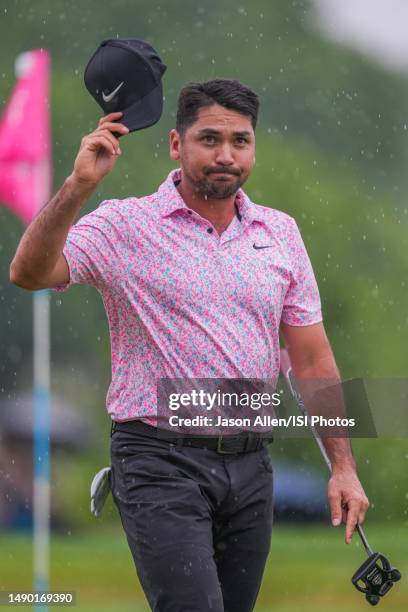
176,79,259,137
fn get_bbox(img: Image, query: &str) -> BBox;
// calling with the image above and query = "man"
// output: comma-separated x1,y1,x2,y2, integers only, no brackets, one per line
10,79,369,612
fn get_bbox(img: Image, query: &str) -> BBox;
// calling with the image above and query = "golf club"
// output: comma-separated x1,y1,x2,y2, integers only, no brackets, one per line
279,347,401,606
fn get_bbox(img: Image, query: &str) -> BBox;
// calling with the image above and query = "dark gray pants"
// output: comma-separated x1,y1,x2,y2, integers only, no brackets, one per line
110,425,274,612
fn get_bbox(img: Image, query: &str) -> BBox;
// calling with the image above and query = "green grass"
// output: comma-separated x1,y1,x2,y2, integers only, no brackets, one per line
1,522,406,611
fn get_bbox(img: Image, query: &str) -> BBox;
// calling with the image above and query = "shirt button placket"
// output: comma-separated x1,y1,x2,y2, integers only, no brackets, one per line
206,226,221,249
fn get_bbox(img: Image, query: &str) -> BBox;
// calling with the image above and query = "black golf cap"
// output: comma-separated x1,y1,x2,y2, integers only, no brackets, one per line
84,38,167,133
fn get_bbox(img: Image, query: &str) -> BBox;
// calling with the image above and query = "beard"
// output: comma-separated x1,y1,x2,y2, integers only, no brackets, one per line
184,166,246,199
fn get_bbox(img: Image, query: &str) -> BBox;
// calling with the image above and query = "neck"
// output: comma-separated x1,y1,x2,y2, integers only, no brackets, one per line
176,173,239,234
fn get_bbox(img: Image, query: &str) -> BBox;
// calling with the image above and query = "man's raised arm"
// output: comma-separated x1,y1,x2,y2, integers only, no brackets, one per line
9,111,129,290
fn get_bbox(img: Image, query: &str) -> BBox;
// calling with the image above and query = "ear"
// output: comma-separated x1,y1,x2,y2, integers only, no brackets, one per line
169,129,181,161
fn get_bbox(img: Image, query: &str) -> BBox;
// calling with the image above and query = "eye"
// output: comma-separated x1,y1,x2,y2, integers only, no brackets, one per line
203,135,216,143
235,137,249,145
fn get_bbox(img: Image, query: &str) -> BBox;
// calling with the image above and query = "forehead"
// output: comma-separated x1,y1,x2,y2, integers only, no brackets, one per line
189,104,254,134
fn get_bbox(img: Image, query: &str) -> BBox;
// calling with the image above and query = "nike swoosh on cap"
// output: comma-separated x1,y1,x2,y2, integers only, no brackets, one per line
102,81,125,103
253,243,273,250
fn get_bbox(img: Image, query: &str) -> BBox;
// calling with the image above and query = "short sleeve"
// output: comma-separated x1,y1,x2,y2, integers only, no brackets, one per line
52,199,129,292
281,217,323,326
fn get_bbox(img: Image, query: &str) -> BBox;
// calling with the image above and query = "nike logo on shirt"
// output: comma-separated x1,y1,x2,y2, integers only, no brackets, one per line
253,243,273,250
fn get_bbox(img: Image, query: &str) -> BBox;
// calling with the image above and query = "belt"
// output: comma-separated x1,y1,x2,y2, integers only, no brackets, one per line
111,419,273,455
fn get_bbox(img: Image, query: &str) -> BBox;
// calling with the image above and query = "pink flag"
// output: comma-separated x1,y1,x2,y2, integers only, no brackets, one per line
0,49,51,224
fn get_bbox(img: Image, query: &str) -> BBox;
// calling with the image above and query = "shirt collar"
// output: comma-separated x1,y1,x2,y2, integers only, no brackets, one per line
157,168,265,225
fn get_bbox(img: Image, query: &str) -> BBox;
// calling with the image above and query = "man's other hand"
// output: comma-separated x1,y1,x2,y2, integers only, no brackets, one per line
328,467,370,544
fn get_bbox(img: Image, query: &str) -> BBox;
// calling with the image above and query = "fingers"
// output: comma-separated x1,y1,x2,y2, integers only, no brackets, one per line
83,119,127,153
82,133,120,156
94,128,122,153
358,495,370,526
328,483,342,527
345,500,360,544
344,493,370,543
98,112,129,136
96,121,129,136
99,111,123,124
339,496,370,544
328,472,370,545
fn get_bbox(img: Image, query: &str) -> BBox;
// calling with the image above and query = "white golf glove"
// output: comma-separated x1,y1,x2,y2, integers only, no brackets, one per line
90,466,111,517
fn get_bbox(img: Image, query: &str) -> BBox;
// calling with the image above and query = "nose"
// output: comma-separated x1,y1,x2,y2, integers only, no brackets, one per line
214,143,234,166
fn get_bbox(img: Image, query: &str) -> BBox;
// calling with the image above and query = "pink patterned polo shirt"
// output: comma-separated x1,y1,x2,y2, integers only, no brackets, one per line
53,168,322,426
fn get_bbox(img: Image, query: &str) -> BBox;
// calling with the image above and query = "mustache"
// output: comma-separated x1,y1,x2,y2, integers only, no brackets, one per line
205,167,241,176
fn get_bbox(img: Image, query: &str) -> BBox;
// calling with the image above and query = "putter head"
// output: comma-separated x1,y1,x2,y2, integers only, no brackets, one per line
352,552,401,606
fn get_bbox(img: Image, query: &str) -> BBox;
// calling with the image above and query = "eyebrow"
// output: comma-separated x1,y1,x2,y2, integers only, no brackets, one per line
197,128,252,138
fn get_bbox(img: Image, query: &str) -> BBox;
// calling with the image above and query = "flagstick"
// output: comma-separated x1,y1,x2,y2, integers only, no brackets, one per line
33,289,50,609
0,46,52,607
